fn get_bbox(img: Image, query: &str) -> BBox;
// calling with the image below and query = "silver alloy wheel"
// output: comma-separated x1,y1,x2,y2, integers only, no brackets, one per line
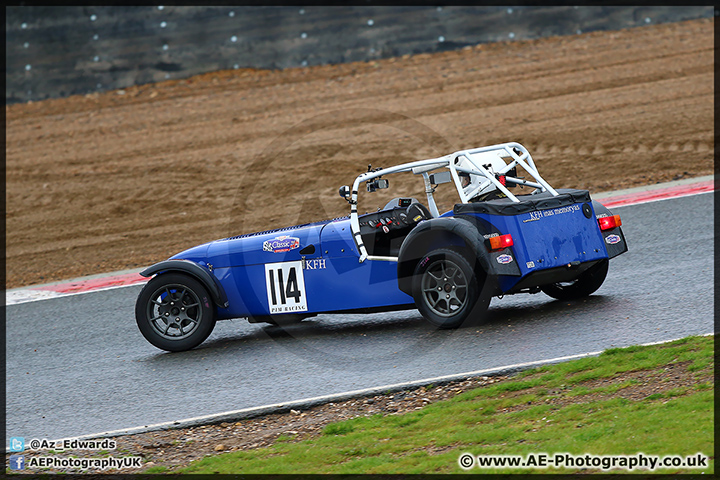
146,283,202,340
420,258,469,317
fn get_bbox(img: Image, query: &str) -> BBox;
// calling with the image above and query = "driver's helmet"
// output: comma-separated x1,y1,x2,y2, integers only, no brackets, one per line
456,152,507,198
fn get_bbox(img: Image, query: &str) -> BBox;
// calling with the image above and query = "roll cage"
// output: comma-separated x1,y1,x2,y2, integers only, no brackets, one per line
343,142,559,263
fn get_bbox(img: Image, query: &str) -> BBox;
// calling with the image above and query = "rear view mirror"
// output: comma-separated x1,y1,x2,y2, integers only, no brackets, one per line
428,171,452,185
366,178,389,192
339,185,351,199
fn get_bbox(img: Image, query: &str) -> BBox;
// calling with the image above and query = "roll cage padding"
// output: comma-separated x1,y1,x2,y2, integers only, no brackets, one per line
140,259,229,308
396,217,516,296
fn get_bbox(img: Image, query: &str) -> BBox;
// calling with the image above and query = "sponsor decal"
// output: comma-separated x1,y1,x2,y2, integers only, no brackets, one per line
526,261,535,268
263,235,300,253
523,204,582,223
605,234,621,245
303,258,327,270
497,254,514,265
483,233,499,239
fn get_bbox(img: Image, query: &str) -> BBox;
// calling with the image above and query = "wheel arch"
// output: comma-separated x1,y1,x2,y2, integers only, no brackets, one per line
591,200,613,218
140,259,229,308
397,217,492,295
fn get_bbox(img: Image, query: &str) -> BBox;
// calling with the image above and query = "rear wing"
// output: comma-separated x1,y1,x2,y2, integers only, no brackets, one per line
347,142,559,262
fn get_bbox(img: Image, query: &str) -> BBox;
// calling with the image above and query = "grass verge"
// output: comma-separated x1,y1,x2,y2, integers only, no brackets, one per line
156,335,714,474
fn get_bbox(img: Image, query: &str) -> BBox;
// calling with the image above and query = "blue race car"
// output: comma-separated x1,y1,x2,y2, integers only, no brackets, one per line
136,142,627,351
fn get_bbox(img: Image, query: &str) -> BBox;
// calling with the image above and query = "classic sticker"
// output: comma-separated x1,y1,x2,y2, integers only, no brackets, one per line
265,261,308,314
605,234,621,245
497,254,514,265
526,261,535,268
263,236,300,253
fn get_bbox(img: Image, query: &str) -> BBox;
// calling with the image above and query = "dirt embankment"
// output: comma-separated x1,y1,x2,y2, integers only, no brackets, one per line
5,18,713,289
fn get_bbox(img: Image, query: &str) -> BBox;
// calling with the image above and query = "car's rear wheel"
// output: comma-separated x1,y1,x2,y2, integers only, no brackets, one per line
412,248,489,328
540,259,609,300
135,273,216,352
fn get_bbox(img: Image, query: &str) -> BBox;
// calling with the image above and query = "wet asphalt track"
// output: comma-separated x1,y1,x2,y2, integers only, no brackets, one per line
6,193,714,441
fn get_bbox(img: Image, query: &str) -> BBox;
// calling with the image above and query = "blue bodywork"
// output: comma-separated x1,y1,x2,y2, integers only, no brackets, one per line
457,203,608,292
170,216,415,320
165,191,622,321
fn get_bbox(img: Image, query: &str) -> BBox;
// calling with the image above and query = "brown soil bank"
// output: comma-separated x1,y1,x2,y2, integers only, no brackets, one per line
5,18,713,289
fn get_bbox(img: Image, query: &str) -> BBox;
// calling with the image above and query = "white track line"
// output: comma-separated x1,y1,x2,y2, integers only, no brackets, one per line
5,282,148,306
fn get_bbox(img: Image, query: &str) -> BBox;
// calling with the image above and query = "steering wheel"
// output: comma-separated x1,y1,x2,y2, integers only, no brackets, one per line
405,202,431,224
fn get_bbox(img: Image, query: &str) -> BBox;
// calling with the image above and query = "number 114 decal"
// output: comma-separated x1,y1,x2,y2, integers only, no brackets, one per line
264,261,308,314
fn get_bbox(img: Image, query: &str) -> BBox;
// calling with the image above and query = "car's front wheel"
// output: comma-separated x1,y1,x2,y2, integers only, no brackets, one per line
135,273,216,352
540,259,609,300
412,248,489,328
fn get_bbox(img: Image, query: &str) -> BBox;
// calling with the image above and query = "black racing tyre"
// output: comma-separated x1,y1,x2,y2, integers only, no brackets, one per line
540,259,609,300
411,248,489,329
135,273,217,352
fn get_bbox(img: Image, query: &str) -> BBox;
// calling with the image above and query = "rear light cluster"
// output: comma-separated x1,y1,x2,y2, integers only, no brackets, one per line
488,234,513,251
598,214,622,231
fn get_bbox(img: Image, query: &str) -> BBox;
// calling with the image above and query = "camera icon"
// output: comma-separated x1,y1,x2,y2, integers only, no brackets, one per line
9,437,25,452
